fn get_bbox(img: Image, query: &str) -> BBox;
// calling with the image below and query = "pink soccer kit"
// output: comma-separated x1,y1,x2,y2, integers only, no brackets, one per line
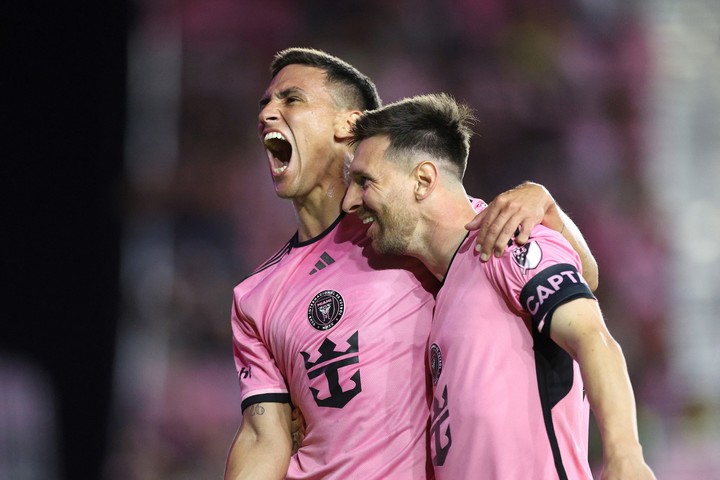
232,213,439,479
429,204,596,480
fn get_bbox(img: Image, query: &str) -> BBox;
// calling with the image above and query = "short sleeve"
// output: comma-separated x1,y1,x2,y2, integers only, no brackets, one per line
231,297,290,411
484,225,595,336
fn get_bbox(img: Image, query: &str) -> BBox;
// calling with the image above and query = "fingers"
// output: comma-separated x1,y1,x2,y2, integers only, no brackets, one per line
467,199,506,260
290,407,306,453
468,184,549,262
465,205,490,232
514,220,532,245
474,211,522,261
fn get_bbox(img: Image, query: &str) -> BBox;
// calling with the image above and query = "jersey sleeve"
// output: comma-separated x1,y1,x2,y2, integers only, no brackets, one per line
484,225,595,337
231,295,290,411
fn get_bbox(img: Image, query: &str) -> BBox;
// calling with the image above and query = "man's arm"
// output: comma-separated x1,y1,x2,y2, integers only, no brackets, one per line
466,181,599,290
550,298,656,480
225,402,293,480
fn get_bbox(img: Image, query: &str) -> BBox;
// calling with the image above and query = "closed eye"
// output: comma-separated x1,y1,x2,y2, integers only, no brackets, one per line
354,175,372,190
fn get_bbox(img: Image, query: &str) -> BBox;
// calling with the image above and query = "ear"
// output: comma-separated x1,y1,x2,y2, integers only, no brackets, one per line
334,111,362,140
414,161,439,201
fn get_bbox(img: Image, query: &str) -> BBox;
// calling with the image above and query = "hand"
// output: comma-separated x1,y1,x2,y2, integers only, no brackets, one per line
290,407,306,453
465,182,557,261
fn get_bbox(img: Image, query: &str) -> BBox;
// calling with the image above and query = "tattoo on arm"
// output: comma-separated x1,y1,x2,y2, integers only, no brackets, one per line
249,404,266,416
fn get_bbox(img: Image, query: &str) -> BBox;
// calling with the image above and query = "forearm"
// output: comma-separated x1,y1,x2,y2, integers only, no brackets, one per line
225,402,293,480
551,300,654,479
574,334,643,459
546,203,599,291
225,432,291,480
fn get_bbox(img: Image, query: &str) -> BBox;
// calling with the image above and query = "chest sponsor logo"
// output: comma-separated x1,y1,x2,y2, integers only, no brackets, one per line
430,343,443,386
307,290,345,330
300,331,362,408
511,240,542,274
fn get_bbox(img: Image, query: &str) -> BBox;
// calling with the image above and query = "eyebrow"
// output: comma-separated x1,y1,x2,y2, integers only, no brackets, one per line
348,168,373,184
259,87,306,109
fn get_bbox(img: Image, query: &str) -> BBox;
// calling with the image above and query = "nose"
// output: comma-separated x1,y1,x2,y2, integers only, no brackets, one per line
258,101,279,126
342,183,362,214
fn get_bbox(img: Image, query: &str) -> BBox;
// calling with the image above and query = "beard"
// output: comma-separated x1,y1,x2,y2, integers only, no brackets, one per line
368,195,418,256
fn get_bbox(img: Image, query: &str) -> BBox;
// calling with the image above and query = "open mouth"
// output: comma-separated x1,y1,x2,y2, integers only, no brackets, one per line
264,132,292,175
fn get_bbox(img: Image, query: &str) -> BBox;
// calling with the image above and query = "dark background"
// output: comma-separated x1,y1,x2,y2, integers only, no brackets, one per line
5,3,128,479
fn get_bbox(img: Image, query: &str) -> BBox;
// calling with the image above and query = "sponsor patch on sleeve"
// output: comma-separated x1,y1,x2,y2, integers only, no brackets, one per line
511,240,543,274
519,263,594,335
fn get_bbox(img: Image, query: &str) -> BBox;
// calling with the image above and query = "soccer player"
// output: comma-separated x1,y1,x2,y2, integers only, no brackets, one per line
343,93,656,480
225,49,599,479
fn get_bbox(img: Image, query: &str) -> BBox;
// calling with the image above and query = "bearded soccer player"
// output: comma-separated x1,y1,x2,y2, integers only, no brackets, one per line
343,93,656,480
225,49,599,479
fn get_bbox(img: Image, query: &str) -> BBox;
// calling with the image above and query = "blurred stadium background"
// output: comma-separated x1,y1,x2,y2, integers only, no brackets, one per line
4,0,719,478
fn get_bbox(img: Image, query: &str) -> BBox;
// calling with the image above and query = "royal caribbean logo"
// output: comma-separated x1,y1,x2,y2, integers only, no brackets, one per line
307,290,345,330
301,331,361,408
430,343,443,386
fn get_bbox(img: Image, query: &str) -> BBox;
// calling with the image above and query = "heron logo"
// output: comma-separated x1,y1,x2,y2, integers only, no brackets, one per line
307,290,345,330
430,343,443,385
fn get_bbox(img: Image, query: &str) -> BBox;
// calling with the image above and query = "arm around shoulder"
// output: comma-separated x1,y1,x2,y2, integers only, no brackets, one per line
466,181,599,291
225,402,293,480
546,202,599,292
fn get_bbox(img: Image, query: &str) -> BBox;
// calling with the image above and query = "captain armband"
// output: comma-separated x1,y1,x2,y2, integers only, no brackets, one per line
519,263,595,337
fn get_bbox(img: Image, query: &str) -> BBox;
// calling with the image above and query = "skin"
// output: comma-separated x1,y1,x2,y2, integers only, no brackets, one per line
257,64,360,241
225,403,292,480
227,63,599,479
343,134,656,480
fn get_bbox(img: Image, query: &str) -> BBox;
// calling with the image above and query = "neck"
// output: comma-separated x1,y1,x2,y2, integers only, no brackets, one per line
413,192,478,282
293,178,346,241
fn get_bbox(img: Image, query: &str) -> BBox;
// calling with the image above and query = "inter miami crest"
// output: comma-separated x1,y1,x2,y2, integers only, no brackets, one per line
307,290,345,330
430,343,443,386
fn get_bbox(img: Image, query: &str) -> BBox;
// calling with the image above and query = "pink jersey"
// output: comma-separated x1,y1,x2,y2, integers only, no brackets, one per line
429,204,595,480
232,213,439,479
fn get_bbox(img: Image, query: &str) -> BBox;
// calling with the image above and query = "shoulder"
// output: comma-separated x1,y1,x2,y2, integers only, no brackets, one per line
481,224,582,303
236,237,294,290
496,226,580,277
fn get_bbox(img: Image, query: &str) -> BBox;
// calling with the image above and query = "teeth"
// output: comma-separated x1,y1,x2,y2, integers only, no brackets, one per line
273,165,288,174
362,216,375,224
264,132,286,142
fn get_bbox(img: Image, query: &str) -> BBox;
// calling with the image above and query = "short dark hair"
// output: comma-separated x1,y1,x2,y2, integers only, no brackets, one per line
271,47,381,111
351,93,475,179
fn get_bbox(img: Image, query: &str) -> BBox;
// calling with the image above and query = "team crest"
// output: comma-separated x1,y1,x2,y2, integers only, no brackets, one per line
307,290,345,330
430,343,443,385
511,240,542,274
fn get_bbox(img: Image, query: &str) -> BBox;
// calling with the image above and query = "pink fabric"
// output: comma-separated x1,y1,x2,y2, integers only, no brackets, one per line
429,203,593,480
232,213,438,479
